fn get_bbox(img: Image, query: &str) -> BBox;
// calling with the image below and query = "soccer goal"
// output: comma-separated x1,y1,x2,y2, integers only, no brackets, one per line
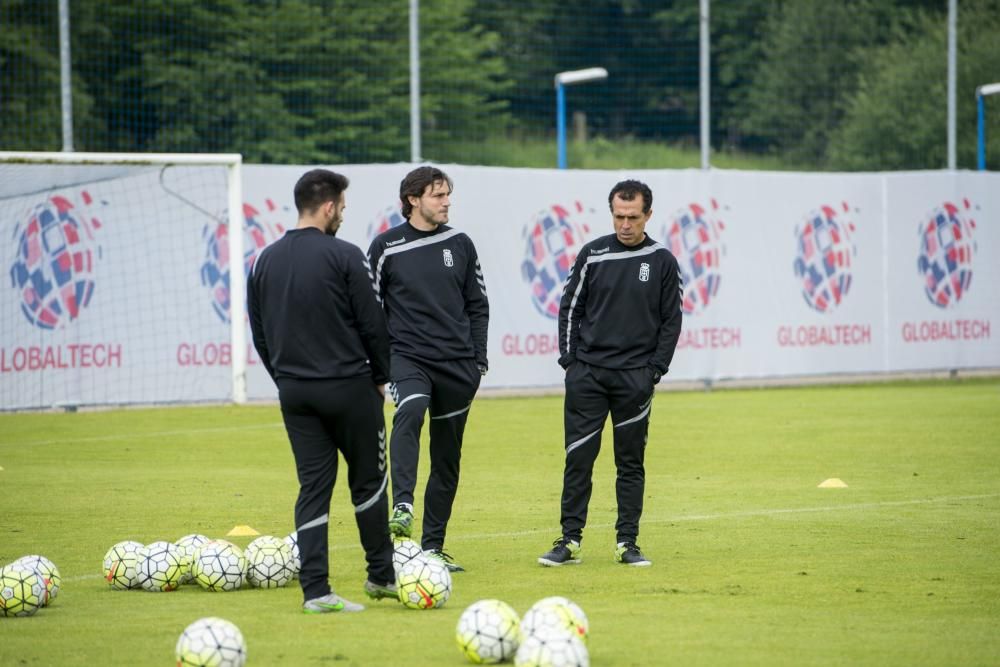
0,151,249,409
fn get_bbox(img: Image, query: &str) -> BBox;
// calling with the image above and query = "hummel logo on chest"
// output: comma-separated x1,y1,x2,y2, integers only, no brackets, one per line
385,238,407,247
591,247,610,255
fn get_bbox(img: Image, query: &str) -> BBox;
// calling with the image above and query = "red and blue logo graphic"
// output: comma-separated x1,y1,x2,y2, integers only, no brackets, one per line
793,203,857,313
9,191,104,330
916,200,977,309
663,200,726,315
201,200,288,323
367,203,406,241
521,202,591,319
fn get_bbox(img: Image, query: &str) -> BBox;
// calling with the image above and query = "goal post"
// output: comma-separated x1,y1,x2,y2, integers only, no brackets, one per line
0,151,248,408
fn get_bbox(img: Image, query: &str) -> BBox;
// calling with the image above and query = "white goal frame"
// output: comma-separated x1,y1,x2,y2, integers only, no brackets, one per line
0,151,247,404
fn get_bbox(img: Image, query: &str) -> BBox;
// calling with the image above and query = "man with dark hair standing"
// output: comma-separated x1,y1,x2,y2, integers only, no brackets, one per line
248,169,397,613
367,165,489,573
538,179,683,568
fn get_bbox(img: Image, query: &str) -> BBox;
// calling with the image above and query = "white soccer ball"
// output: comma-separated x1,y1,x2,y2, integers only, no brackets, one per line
175,534,211,585
192,541,246,592
514,624,589,667
103,540,144,590
456,599,522,664
175,616,247,667
0,565,46,617
244,536,293,589
396,556,452,609
246,535,284,552
283,532,300,578
392,538,425,574
12,554,60,605
524,596,589,642
136,541,184,592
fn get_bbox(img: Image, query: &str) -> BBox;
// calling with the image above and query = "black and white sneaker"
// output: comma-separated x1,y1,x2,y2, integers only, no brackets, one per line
423,548,465,573
615,541,651,567
538,538,582,567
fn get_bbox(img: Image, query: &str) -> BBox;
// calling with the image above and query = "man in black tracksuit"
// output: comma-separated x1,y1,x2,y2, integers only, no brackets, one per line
539,179,683,568
248,169,396,613
367,166,489,573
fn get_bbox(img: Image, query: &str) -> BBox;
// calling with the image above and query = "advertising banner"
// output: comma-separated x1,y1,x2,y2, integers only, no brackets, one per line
2,164,997,409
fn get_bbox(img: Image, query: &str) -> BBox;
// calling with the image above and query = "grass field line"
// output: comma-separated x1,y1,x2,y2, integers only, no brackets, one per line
5,422,284,447
450,492,1000,542
61,492,999,583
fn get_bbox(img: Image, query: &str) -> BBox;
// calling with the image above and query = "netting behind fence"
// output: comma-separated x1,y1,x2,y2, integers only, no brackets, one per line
2,0,999,170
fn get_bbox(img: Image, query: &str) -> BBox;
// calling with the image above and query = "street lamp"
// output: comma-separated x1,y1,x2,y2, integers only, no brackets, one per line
976,83,1000,170
555,67,608,169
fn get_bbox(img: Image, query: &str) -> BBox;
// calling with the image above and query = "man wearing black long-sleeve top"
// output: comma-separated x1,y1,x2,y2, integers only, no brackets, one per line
248,169,396,613
367,166,489,573
539,179,683,568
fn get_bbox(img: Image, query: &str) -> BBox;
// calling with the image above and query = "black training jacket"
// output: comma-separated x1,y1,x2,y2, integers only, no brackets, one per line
558,233,683,376
367,222,489,368
248,227,391,384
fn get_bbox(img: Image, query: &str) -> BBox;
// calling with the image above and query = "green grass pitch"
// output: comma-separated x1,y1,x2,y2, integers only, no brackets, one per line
1,378,998,665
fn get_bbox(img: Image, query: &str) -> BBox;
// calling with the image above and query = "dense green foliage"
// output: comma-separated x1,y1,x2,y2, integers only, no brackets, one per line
1,0,998,169
1,379,998,664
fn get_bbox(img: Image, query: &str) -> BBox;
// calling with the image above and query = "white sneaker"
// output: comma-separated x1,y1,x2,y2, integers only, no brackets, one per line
302,592,365,613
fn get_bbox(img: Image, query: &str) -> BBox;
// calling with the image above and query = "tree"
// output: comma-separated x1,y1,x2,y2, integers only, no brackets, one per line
0,0,95,151
740,0,918,166
828,0,1000,170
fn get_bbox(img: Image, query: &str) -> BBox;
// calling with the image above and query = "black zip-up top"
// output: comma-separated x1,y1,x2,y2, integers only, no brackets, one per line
367,222,489,367
248,227,390,384
558,233,683,375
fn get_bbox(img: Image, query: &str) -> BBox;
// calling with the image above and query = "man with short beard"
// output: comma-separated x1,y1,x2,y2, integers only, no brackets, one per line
248,169,396,612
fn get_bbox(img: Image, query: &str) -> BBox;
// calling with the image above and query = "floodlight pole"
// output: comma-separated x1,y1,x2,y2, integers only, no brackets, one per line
976,83,1000,170
946,0,957,169
699,0,710,170
409,0,421,162
58,0,73,151
555,68,608,169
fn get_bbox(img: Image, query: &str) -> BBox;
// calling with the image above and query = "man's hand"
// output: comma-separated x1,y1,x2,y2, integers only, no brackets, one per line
376,384,386,398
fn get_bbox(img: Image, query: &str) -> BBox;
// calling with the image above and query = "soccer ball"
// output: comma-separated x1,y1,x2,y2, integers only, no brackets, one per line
136,541,184,592
396,556,452,609
192,541,246,592
524,596,589,642
11,554,60,605
456,599,522,664
392,538,424,574
176,616,247,667
0,565,47,617
175,534,211,585
514,624,589,667
246,535,283,551
103,540,144,590
283,531,300,578
244,536,293,589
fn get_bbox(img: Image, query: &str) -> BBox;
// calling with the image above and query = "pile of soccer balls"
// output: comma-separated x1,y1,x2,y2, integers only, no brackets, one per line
102,532,300,592
392,538,452,609
455,596,590,666
0,554,61,617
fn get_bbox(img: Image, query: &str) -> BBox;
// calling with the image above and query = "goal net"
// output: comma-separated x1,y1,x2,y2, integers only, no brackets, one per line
0,152,251,410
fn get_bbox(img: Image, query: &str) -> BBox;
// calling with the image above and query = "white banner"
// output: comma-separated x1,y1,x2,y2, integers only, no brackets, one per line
2,164,997,409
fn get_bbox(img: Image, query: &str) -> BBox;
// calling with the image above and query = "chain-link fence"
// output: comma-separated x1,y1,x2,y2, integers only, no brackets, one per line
3,0,999,170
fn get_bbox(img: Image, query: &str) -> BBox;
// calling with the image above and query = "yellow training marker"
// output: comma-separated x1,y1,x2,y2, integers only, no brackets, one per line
226,525,260,537
818,478,848,488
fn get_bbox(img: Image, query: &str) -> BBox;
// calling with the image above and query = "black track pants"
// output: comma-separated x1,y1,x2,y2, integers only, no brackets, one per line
388,355,481,550
560,362,654,545
277,376,394,601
